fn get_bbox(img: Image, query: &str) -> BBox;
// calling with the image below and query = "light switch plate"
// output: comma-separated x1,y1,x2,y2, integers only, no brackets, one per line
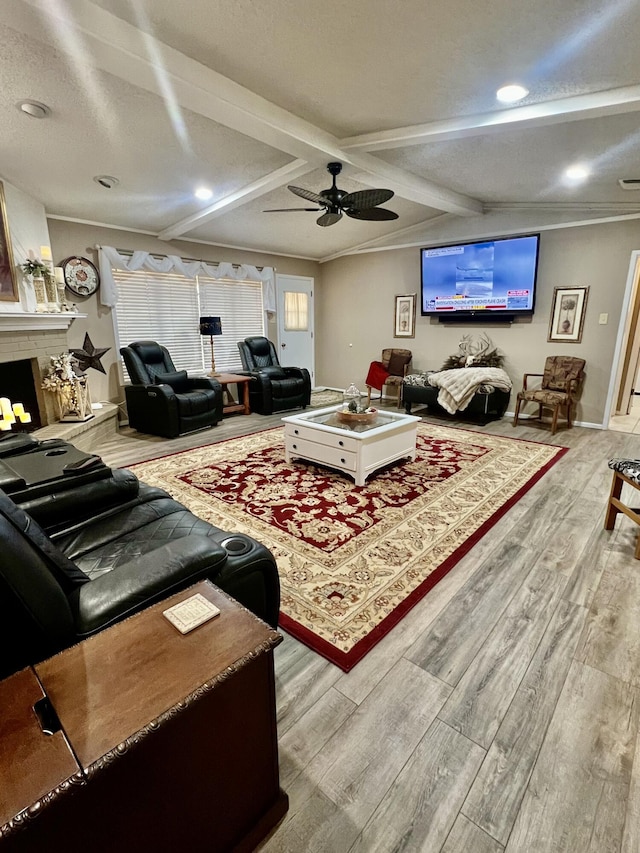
599,313,608,325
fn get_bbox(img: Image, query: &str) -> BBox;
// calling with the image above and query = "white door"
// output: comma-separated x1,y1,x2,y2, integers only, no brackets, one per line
276,274,315,386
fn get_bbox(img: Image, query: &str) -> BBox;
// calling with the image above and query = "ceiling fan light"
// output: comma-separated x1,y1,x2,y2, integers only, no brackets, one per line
274,163,398,227
496,84,529,104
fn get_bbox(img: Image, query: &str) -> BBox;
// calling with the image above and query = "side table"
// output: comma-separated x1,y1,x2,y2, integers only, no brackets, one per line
0,581,287,852
215,372,252,416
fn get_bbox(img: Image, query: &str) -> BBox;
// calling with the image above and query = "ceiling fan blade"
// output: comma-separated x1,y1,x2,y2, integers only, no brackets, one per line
346,207,399,221
288,185,327,205
263,207,321,212
317,211,342,227
342,188,394,210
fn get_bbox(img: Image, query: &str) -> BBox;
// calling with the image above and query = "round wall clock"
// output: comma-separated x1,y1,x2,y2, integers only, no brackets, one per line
61,256,100,297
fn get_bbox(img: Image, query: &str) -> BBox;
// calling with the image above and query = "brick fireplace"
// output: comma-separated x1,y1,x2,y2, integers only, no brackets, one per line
0,322,76,428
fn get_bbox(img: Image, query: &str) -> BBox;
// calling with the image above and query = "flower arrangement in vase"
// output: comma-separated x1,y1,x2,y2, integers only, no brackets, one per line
41,353,93,422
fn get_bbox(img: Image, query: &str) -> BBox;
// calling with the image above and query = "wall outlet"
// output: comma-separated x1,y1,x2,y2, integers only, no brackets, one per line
599,313,608,325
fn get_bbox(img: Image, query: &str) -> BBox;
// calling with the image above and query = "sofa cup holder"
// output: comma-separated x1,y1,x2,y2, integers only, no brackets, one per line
220,535,253,556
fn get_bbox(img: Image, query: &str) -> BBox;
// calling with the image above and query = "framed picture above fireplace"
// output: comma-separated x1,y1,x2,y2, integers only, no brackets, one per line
0,181,18,303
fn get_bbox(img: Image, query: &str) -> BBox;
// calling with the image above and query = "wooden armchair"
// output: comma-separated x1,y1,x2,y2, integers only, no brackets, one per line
365,348,412,408
512,355,585,434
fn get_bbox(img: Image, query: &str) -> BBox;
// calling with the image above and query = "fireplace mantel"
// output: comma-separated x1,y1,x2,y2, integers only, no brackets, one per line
0,312,88,332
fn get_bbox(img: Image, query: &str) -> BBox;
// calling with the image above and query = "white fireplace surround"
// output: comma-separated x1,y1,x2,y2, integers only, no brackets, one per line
0,312,87,332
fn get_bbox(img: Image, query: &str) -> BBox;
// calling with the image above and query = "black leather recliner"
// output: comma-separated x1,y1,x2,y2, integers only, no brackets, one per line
120,340,223,438
0,476,281,680
237,336,311,415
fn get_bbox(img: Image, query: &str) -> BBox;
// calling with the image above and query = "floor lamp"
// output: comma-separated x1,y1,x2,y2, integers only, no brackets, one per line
199,316,223,376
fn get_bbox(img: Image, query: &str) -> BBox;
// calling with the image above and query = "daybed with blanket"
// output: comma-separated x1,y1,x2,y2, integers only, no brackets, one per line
404,368,511,422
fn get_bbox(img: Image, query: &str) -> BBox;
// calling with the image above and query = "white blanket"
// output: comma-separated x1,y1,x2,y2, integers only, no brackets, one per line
427,367,512,414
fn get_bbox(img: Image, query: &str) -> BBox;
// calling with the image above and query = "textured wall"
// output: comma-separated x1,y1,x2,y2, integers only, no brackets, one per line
317,219,640,427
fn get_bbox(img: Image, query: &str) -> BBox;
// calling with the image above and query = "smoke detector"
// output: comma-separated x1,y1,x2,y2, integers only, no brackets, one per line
18,100,50,119
93,175,119,189
618,179,640,190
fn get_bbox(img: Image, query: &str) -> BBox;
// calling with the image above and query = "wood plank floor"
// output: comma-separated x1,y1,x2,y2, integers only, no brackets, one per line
95,408,640,852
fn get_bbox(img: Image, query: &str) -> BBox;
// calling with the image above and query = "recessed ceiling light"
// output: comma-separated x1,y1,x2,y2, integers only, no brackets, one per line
93,175,119,189
564,164,590,183
17,100,51,119
195,187,213,201
496,84,529,104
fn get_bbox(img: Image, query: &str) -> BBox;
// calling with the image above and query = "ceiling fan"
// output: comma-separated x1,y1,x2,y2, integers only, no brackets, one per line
264,162,398,227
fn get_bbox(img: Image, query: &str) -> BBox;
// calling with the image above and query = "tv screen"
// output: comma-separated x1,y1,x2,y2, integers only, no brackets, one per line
420,234,540,318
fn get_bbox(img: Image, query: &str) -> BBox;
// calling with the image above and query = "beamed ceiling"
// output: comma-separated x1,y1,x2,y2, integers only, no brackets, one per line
1,0,640,261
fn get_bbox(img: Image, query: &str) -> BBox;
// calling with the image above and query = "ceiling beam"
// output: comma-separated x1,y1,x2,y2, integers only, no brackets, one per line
14,0,482,218
158,160,314,240
341,84,640,151
319,214,455,263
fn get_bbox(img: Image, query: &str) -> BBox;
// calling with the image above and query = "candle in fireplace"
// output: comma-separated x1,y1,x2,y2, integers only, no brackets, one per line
0,397,13,418
0,398,32,428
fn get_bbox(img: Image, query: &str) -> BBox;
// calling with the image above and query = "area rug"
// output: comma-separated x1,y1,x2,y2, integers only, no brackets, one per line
310,388,343,407
130,425,567,671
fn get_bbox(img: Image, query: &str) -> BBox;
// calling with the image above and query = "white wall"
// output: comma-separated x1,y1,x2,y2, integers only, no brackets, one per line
1,178,52,312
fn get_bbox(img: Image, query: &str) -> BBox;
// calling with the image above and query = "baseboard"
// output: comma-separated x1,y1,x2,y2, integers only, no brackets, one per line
506,410,604,430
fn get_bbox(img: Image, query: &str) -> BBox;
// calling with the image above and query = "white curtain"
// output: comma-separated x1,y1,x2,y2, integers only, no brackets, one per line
98,246,276,313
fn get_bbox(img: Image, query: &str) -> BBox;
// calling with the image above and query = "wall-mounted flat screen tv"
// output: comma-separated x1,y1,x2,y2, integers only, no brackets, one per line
420,233,540,319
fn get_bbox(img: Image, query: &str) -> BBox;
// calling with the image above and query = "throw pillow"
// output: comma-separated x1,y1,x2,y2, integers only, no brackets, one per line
154,370,189,393
387,351,411,376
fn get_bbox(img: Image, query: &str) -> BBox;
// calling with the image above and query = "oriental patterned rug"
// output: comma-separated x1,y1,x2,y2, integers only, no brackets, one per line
130,425,567,671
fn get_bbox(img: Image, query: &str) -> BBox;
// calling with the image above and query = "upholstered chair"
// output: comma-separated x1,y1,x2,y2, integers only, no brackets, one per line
120,340,223,438
605,459,640,559
512,355,585,434
237,336,311,415
365,348,413,407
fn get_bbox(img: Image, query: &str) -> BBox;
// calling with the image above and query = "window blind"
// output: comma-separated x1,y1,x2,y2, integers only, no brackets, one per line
199,278,264,373
113,269,264,376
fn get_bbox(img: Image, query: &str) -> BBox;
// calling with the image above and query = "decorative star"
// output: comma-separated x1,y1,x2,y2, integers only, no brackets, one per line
69,333,111,374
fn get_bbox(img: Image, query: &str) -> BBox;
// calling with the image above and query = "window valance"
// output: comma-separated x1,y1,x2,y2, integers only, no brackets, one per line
97,246,276,312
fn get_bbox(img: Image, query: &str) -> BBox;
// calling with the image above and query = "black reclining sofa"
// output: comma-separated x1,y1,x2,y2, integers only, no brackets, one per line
0,436,281,680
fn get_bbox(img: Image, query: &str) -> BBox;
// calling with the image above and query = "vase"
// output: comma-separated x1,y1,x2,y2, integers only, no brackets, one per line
32,277,47,313
343,382,364,413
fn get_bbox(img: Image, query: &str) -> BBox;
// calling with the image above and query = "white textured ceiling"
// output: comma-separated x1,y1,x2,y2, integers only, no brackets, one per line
1,0,640,261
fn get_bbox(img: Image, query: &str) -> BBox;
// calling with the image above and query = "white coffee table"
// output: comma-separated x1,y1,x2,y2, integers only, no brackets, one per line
282,405,421,486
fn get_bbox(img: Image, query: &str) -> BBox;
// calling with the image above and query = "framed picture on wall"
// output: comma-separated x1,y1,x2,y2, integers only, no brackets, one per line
394,294,416,338
0,181,19,302
548,286,589,344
